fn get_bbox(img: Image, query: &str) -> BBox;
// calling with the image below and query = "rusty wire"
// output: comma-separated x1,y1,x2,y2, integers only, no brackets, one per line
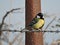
0,29,60,33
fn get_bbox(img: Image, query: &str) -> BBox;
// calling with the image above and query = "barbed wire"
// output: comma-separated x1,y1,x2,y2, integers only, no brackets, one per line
43,16,56,35
0,29,60,33
0,8,60,34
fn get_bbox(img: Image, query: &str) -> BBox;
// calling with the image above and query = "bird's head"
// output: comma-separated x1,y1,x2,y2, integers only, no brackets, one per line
37,13,44,19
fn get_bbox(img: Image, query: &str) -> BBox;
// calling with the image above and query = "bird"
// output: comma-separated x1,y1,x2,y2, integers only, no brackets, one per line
28,13,45,30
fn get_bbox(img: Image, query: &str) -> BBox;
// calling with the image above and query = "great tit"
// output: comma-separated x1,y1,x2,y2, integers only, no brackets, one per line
28,13,45,30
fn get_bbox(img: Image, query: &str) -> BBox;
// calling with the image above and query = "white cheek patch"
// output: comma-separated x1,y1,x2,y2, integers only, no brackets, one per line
37,16,40,18
43,16,44,18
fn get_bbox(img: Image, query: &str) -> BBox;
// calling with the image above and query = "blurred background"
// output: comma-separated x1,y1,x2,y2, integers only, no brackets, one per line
0,0,60,45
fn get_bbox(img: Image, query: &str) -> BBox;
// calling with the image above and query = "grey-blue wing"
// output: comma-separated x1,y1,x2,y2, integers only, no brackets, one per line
28,18,37,27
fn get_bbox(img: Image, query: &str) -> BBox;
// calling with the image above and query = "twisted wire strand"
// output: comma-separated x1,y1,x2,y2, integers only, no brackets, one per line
0,29,60,33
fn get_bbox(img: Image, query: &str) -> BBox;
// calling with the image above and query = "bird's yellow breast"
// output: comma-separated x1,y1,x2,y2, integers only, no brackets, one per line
33,19,44,29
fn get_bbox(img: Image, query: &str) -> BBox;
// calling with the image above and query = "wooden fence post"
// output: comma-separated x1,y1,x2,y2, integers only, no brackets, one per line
25,0,43,45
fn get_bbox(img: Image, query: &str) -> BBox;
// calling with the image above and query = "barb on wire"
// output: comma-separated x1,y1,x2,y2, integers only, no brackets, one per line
0,29,60,33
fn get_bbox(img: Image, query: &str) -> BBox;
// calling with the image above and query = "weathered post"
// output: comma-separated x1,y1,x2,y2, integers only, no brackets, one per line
25,0,43,45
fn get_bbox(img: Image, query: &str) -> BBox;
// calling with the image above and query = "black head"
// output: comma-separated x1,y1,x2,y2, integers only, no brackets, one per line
37,13,44,19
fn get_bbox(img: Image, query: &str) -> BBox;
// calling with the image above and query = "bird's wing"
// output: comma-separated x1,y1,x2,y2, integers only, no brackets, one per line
28,18,40,27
